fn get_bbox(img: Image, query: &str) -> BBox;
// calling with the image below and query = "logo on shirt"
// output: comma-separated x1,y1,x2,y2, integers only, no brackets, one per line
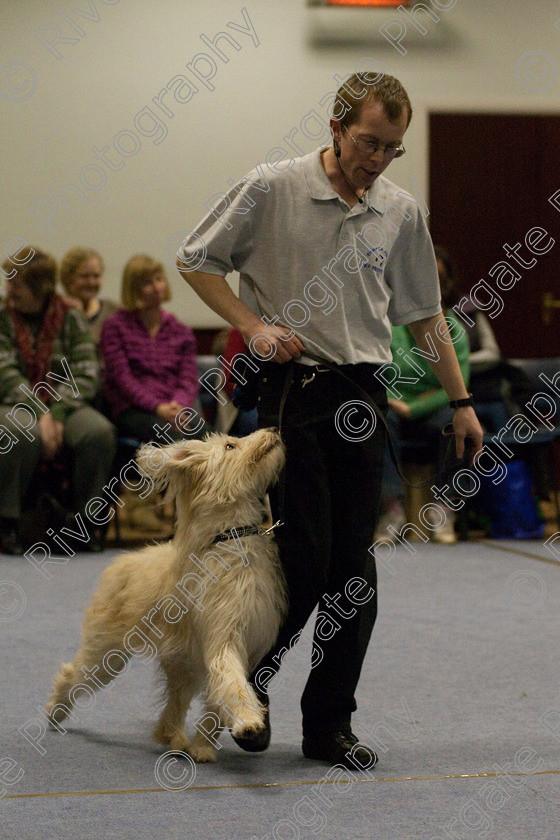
363,246,387,274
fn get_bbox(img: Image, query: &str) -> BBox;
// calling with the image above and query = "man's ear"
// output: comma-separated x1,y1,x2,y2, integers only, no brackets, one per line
330,118,342,146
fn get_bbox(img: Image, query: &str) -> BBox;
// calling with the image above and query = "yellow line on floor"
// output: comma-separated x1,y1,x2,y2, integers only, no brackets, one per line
5,768,559,800
478,539,560,566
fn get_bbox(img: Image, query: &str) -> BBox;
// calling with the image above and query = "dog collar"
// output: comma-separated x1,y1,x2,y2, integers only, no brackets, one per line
212,520,284,544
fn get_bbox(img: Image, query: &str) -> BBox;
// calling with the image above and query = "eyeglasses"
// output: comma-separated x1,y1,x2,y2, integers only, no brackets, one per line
343,126,406,159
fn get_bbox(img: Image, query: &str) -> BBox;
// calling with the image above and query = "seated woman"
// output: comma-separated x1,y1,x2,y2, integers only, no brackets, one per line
100,254,205,444
0,247,116,555
59,247,118,351
60,247,119,411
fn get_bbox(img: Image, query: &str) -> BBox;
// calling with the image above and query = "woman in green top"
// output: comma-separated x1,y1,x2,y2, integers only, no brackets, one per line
0,247,116,555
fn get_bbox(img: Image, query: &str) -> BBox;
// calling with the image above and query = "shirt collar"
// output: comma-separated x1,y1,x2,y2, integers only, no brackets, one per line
303,147,387,215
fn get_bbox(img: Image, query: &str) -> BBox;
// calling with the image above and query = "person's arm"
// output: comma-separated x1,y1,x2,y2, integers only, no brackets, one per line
469,312,501,369
405,314,471,420
408,312,483,458
176,266,304,363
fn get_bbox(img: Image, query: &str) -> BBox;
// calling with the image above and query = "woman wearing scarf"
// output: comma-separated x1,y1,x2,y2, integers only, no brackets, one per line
0,247,116,555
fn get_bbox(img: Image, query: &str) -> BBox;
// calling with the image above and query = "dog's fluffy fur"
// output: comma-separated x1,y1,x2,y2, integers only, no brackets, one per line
46,428,287,762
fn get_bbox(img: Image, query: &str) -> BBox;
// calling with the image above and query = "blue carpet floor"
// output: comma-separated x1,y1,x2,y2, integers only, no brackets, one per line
1,539,559,839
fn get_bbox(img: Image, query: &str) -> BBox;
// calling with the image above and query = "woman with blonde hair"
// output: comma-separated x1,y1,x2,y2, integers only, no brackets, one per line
59,247,118,348
100,254,203,443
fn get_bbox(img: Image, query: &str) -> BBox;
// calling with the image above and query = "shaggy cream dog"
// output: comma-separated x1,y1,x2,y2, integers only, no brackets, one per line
46,428,287,762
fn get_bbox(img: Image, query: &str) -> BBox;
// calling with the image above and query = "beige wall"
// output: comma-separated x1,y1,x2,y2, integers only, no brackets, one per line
1,0,558,325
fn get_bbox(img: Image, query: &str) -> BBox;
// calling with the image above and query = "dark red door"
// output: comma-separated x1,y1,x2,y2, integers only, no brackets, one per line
429,113,560,358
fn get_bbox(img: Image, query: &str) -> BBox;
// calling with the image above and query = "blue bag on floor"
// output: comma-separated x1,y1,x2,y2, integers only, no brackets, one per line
481,459,544,539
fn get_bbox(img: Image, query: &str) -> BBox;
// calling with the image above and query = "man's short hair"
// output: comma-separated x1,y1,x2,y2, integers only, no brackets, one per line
334,72,412,129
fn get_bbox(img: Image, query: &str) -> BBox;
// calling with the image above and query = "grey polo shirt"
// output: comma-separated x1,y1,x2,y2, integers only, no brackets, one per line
177,147,441,366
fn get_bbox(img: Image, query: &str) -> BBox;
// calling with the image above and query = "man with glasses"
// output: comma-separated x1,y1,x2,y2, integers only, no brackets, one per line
176,72,482,769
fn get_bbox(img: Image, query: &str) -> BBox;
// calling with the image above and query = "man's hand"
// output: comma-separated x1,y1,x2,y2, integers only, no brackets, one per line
177,267,306,363
408,313,484,461
243,322,306,364
452,406,484,461
39,412,64,460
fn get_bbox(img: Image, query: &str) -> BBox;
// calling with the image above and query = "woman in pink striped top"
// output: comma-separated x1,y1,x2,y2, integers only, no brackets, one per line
100,254,205,444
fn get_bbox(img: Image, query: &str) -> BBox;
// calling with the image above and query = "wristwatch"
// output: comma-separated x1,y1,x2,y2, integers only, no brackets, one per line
449,394,474,409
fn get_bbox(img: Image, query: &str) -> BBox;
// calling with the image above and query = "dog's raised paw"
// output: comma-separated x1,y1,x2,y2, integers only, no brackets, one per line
230,708,271,753
234,722,264,738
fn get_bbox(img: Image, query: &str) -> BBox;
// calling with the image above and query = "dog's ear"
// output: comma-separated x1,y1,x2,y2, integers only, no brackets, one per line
136,441,207,495
136,442,186,492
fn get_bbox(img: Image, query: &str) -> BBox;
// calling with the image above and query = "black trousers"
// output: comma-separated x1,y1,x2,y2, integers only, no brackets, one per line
253,361,387,738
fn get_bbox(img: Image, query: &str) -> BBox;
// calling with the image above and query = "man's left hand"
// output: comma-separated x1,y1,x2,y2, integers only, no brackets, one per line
452,406,484,461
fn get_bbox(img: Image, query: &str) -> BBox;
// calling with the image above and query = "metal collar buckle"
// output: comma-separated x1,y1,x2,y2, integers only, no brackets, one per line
212,519,284,544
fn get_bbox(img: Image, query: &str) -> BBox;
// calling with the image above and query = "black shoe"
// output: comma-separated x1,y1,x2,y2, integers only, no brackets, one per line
230,685,270,753
302,728,378,770
0,528,25,556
